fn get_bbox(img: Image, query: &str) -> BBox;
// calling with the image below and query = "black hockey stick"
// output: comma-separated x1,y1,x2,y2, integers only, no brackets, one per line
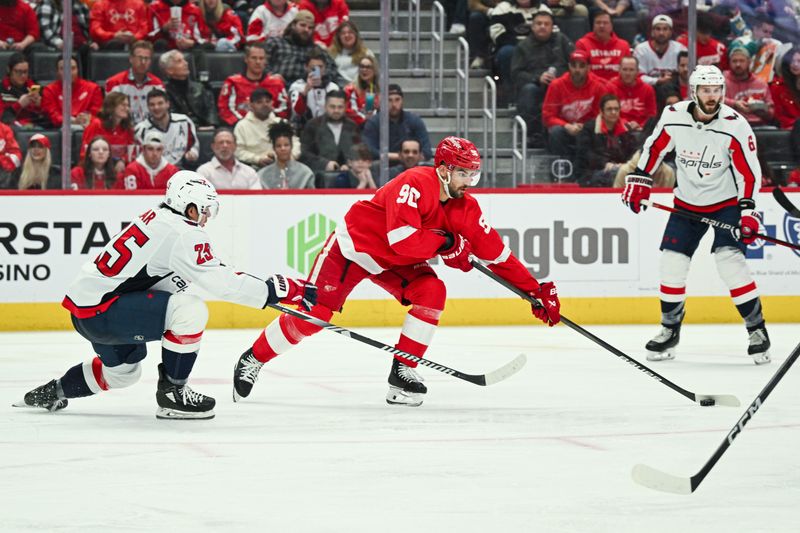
471,261,740,407
772,187,800,218
268,303,527,386
633,341,800,494
641,199,800,251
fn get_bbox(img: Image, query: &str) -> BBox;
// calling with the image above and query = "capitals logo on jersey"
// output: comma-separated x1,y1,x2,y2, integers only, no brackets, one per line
676,146,723,177
782,214,800,258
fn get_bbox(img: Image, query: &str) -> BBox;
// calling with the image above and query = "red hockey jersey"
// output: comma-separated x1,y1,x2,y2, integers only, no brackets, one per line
218,72,289,124
41,78,103,126
298,0,349,46
89,0,151,45
344,84,379,126
677,34,727,70
149,0,208,49
199,8,245,48
575,32,631,81
542,72,610,128
608,75,657,128
335,166,541,293
0,122,22,172
81,118,136,165
118,156,180,190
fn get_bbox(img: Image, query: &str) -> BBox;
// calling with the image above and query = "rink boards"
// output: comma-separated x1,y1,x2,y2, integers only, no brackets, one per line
1,189,799,330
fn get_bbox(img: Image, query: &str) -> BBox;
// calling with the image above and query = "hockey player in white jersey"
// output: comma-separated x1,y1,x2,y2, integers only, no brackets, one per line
14,171,316,419
621,65,770,365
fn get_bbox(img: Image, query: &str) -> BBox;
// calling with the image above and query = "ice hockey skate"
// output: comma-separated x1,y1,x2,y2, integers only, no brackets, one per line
155,364,215,420
232,348,264,402
747,325,771,365
645,324,680,361
12,380,68,412
386,358,427,407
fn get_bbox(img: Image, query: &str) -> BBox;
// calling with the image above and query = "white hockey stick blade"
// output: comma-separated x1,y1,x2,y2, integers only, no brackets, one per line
695,394,740,407
631,464,693,495
483,353,527,386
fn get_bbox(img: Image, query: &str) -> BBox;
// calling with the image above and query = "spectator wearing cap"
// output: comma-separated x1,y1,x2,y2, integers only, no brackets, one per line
258,121,315,189
633,14,686,87
1,53,48,128
608,55,656,130
362,84,433,164
218,43,289,126
288,47,341,130
575,11,631,81
13,133,61,190
81,92,136,169
247,0,299,44
298,0,350,47
265,9,345,86
118,130,180,190
41,56,103,130
161,50,219,129
234,88,299,169
511,10,573,147
724,46,774,128
71,136,118,190
0,0,40,52
197,128,260,189
89,0,151,49
300,89,361,176
134,89,199,167
0,121,23,189
105,41,165,125
676,12,727,70
542,49,611,158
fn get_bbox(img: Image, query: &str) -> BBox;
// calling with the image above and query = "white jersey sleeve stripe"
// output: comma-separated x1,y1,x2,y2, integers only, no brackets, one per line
387,225,418,246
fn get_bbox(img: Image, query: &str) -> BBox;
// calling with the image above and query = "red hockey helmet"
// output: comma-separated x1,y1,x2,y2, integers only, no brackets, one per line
435,136,482,185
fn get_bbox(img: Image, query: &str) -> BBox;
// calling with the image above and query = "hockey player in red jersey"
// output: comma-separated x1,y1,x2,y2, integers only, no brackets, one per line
233,137,561,406
14,171,316,419
622,65,770,365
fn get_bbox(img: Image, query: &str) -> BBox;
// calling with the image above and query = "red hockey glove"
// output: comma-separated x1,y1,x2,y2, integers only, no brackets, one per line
530,282,560,327
621,173,653,214
266,274,318,311
738,199,761,245
437,232,473,272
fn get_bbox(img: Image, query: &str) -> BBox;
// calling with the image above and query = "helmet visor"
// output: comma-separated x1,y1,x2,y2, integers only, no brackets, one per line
453,168,481,186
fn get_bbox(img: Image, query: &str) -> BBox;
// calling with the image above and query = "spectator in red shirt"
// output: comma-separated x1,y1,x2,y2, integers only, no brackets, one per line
575,11,631,81
89,0,151,49
149,0,208,51
724,46,774,128
344,55,379,127
0,121,22,188
770,46,800,130
218,43,289,125
199,0,245,51
41,56,103,129
0,0,40,52
81,92,136,170
298,0,349,47
543,49,611,158
676,12,727,70
118,130,179,190
70,136,118,190
608,55,656,131
1,53,48,128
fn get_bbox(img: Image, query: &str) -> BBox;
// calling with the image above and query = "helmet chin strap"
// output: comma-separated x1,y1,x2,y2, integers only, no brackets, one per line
438,167,454,199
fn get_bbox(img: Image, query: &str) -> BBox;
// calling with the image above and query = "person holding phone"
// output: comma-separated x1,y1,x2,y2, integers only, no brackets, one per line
288,47,340,130
0,53,48,128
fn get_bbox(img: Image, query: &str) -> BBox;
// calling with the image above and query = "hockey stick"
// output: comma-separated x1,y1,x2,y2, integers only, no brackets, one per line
641,199,800,251
471,261,740,407
772,187,800,218
632,340,800,494
267,303,527,386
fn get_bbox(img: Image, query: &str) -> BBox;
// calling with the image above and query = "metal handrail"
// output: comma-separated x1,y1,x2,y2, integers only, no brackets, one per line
482,76,497,187
407,0,421,71
391,0,399,31
511,115,528,187
430,1,445,111
455,36,469,138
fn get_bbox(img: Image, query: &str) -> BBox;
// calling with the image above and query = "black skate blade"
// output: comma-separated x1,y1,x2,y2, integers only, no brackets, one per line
156,407,216,420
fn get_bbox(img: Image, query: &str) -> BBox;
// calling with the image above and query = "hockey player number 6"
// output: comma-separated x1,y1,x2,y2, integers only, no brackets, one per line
95,225,150,277
396,184,420,208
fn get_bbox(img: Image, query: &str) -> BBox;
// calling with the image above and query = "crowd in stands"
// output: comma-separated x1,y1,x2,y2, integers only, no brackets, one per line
2,0,800,189
0,0,433,191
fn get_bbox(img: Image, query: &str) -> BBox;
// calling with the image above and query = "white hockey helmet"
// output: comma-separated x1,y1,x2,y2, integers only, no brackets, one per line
164,171,219,225
689,65,725,108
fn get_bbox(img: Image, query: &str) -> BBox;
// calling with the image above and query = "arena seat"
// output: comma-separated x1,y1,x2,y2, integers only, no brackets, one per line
87,51,129,87
203,52,245,90
555,16,590,44
16,129,63,166
196,129,216,165
0,51,15,77
613,15,640,46
755,129,793,163
29,50,61,85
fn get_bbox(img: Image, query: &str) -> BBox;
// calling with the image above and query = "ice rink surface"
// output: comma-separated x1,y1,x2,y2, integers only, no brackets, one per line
2,323,799,533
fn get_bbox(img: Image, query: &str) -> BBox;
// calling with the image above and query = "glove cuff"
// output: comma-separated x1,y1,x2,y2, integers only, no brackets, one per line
436,232,456,254
266,274,290,306
738,198,755,211
625,173,653,187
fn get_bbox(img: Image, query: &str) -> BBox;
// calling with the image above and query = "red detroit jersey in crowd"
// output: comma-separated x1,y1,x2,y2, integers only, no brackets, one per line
298,0,350,46
337,165,540,293
542,72,611,128
0,0,40,43
608,75,657,129
149,0,208,49
575,31,631,81
118,156,180,190
41,78,103,126
218,73,289,125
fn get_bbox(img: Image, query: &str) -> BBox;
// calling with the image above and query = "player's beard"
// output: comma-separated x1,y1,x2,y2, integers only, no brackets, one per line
447,179,467,199
698,99,719,115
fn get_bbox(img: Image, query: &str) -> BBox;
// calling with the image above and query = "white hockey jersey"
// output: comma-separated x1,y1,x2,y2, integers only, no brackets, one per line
134,114,199,165
63,207,268,317
637,100,761,211
633,40,687,86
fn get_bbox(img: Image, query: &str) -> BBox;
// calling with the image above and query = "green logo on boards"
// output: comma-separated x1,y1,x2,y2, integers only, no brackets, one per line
287,213,337,275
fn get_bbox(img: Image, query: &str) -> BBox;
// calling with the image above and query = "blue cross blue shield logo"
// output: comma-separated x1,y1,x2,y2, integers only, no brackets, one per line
745,212,775,259
783,214,800,258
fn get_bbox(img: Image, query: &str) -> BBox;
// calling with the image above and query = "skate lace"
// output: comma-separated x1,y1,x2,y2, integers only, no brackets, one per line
654,327,675,343
179,386,206,406
397,363,424,384
238,354,264,385
749,329,767,345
